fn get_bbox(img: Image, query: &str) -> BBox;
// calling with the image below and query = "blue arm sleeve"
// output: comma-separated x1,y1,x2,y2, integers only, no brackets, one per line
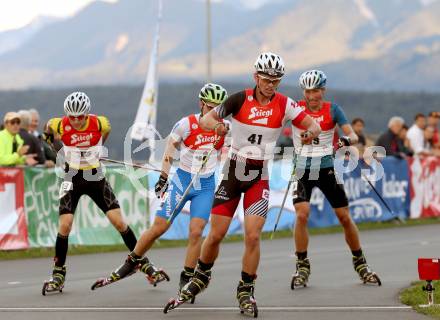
331,103,349,126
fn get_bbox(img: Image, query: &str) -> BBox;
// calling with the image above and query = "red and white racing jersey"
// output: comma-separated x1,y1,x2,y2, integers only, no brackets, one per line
215,88,306,160
170,113,227,175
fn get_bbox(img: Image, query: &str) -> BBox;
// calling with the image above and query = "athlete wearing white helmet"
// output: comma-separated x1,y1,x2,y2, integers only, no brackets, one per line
94,83,230,297
164,53,321,316
290,70,381,289
299,70,327,90
41,91,146,295
63,91,91,117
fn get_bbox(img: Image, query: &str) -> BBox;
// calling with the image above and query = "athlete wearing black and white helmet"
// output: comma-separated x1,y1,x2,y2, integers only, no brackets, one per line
63,92,91,116
254,52,285,77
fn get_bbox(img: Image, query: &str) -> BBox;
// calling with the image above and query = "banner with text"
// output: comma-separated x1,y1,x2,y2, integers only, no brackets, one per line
0,168,28,250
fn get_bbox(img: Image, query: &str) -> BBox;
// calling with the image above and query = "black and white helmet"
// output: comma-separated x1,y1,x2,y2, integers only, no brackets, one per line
63,91,91,116
299,70,327,90
254,52,285,77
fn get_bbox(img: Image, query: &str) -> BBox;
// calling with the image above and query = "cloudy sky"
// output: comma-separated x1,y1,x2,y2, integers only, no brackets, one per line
0,0,274,32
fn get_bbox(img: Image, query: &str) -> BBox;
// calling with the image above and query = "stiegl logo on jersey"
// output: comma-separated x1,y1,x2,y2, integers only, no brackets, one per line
248,107,273,125
70,133,93,145
195,134,216,146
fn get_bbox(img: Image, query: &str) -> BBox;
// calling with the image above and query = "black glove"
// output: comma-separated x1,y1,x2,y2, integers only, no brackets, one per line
42,132,54,144
337,136,351,148
154,175,169,198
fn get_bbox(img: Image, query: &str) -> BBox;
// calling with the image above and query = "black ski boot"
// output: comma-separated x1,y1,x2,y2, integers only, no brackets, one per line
237,280,258,318
163,267,211,313
92,252,143,290
139,257,170,286
353,254,381,286
291,257,310,289
178,268,195,304
42,265,66,295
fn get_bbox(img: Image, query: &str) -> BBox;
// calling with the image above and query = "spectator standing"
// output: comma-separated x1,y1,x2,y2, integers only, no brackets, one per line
29,108,41,137
427,111,440,148
351,118,366,146
17,110,46,165
398,124,413,156
0,112,37,166
376,116,405,158
407,113,427,155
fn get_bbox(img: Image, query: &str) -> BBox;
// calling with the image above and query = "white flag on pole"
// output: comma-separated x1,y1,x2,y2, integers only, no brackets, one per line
131,0,162,156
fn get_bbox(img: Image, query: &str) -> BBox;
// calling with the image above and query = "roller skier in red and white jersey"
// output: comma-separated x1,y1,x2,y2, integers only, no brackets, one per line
163,52,321,317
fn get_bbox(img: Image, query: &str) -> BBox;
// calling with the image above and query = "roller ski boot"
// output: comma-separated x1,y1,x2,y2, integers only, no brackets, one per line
42,265,66,296
91,252,169,290
178,269,196,304
291,257,310,289
163,268,211,313
140,258,170,287
237,280,258,318
353,254,381,286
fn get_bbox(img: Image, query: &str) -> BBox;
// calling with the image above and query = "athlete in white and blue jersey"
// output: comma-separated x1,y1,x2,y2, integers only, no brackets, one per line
93,83,229,294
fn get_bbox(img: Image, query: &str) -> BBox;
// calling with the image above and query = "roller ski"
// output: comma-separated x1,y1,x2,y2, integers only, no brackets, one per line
91,253,168,290
353,255,381,286
42,265,66,296
140,259,170,287
178,269,196,304
237,280,258,318
291,258,310,289
163,268,211,313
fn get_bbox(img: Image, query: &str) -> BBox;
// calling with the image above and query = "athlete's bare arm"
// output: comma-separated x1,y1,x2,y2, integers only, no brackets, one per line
340,124,359,145
199,109,221,131
160,136,180,178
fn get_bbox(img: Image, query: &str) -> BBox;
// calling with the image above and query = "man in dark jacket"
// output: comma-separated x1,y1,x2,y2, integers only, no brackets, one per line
376,116,406,158
18,110,46,165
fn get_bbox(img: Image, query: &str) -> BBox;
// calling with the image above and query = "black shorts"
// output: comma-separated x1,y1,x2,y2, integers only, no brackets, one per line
212,156,270,218
292,167,348,209
59,168,120,215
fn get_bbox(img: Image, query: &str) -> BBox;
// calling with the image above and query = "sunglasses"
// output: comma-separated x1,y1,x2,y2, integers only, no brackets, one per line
8,119,21,125
68,115,86,121
257,74,282,85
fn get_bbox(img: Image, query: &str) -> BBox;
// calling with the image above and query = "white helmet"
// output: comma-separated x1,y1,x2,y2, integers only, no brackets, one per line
254,52,285,77
63,91,91,116
299,70,327,89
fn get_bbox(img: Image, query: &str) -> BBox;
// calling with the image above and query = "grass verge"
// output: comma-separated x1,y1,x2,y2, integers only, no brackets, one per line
1,217,440,261
400,281,440,318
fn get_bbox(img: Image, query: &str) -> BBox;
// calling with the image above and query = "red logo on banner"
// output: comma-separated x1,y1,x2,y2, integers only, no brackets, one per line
409,156,440,219
0,168,29,250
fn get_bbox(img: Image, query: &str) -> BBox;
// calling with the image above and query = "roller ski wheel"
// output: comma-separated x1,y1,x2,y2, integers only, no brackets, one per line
163,297,187,314
291,274,307,290
42,281,64,296
146,269,170,287
353,255,381,286
291,258,310,290
239,301,258,318
90,269,136,290
361,272,382,286
42,265,66,296
237,280,258,318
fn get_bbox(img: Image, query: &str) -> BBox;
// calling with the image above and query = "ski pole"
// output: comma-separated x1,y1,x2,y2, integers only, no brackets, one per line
361,171,405,224
100,158,161,172
271,144,303,239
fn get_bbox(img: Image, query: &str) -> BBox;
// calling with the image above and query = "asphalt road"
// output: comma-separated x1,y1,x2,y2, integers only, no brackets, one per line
1,224,438,319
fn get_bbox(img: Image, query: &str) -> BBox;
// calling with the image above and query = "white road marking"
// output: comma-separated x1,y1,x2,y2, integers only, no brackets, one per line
0,306,413,312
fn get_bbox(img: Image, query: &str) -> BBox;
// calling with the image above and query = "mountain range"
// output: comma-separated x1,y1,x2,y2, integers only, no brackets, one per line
0,0,439,91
